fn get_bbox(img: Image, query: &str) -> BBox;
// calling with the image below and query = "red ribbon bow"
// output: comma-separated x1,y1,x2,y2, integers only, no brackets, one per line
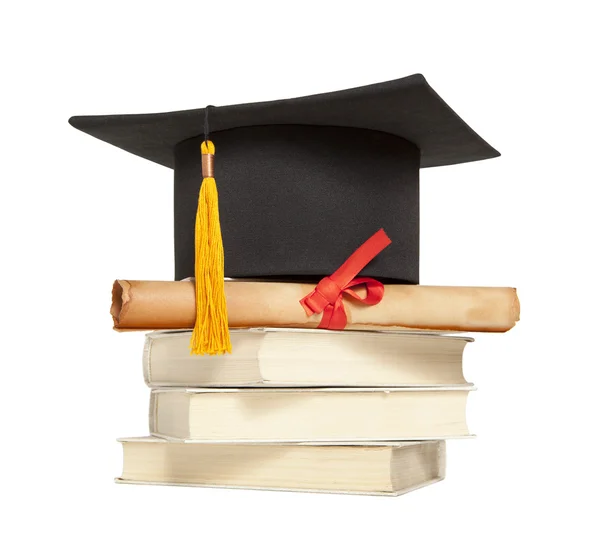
299,229,392,330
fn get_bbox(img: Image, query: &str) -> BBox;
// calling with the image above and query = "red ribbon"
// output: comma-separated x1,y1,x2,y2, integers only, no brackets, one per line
299,229,392,330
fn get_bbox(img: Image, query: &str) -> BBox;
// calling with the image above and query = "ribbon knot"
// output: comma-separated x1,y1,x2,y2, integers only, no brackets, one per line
299,229,392,330
303,277,342,313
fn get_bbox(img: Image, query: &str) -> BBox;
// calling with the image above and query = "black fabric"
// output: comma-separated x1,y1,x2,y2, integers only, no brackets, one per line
69,74,499,169
174,125,420,282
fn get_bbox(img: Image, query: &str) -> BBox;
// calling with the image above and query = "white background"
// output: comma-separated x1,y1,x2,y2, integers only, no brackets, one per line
2,1,599,539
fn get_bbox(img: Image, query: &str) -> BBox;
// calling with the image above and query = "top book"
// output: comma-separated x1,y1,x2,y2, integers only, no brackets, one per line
143,329,472,388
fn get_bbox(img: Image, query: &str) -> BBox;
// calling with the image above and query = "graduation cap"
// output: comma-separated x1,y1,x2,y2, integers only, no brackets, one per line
69,73,499,354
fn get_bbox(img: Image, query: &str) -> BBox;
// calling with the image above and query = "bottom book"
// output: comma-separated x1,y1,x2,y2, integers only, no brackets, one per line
116,437,445,496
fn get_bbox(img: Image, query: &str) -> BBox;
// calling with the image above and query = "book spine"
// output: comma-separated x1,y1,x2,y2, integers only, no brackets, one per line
148,390,158,435
142,335,152,386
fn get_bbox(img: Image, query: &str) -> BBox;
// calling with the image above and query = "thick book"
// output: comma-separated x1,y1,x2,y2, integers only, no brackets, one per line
144,329,471,387
112,279,519,332
117,437,445,496
150,387,473,442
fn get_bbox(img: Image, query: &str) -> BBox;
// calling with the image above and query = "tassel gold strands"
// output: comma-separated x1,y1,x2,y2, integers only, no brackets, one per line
190,140,231,355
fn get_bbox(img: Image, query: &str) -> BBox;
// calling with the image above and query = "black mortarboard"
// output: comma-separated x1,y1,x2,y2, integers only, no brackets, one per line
69,73,498,284
70,73,499,353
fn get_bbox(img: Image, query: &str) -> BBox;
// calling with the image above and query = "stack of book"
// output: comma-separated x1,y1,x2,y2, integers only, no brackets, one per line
69,72,516,497
115,282,519,496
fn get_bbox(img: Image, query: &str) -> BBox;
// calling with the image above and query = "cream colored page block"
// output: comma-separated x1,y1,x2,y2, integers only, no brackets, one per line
118,439,445,495
152,389,470,441
122,442,392,492
144,330,470,387
259,332,468,385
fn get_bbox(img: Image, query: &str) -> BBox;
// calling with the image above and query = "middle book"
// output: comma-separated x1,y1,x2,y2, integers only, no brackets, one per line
149,386,473,442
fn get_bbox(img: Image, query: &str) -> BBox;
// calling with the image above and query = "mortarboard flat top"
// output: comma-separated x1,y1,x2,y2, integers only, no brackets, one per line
69,74,499,284
69,73,498,169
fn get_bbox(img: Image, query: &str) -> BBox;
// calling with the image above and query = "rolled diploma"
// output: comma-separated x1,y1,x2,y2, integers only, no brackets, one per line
111,280,519,332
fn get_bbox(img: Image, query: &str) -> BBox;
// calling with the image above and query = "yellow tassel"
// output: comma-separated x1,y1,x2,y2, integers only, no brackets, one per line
190,140,232,355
